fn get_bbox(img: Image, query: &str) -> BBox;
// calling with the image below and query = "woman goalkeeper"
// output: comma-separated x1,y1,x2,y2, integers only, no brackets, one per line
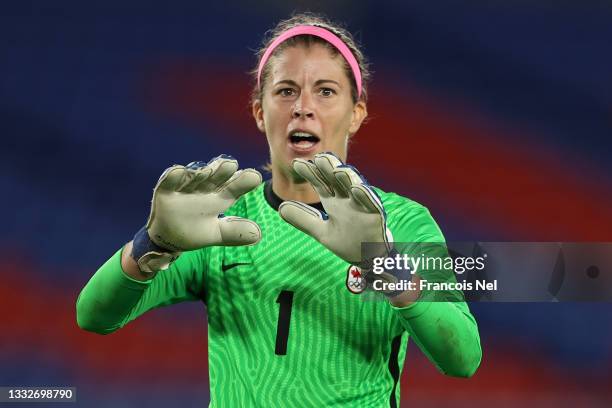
77,12,481,407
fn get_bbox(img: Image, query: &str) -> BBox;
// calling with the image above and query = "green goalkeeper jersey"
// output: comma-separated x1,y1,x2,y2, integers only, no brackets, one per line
77,181,481,407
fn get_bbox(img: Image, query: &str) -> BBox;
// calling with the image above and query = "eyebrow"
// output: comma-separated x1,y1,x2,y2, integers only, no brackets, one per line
273,79,341,87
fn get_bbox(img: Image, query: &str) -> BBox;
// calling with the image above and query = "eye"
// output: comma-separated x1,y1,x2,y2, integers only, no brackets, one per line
319,87,336,97
277,88,296,97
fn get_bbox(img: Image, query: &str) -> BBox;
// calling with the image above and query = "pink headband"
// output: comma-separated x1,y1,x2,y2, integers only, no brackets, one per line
257,25,362,98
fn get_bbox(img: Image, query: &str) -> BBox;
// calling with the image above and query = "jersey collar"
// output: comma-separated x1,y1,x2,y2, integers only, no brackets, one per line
264,179,325,213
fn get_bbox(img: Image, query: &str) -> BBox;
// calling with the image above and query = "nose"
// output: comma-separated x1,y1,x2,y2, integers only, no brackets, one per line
292,93,315,119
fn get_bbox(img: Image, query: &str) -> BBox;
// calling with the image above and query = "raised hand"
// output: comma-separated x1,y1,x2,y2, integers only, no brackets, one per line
134,155,262,273
278,152,391,265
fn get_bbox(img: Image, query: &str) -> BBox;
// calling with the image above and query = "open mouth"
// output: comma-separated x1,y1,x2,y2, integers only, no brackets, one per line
288,131,320,151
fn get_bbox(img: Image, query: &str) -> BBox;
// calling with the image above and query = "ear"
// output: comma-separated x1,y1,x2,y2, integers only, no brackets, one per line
348,101,367,136
252,99,265,133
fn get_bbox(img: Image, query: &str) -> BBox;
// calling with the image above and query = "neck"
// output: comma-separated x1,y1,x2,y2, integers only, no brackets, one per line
271,164,320,204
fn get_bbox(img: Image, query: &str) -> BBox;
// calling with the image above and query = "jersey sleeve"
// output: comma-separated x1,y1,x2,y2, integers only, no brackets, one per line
76,245,209,335
384,197,482,378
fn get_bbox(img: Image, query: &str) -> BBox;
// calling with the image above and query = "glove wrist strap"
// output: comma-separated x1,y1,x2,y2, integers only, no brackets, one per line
131,226,181,275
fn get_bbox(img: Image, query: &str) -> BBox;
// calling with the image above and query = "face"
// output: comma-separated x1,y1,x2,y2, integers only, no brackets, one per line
252,43,367,178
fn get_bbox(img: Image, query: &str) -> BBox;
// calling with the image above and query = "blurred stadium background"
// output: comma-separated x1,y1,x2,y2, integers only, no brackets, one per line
1,1,611,406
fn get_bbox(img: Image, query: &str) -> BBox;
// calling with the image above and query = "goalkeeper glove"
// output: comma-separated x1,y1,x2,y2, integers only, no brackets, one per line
131,154,262,274
278,152,411,296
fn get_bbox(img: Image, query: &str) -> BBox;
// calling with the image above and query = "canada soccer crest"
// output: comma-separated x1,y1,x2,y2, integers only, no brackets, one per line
346,265,366,294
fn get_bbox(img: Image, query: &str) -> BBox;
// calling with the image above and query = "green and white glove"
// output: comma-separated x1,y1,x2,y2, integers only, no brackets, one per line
132,155,262,274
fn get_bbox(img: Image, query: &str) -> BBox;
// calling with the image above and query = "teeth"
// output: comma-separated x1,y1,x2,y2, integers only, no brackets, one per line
292,132,314,138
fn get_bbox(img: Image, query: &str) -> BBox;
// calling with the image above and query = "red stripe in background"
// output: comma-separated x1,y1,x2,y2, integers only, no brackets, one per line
143,61,612,240
360,81,612,241
0,258,208,387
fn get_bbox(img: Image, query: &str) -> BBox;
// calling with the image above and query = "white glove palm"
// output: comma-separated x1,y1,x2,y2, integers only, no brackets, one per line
147,155,262,252
278,153,391,265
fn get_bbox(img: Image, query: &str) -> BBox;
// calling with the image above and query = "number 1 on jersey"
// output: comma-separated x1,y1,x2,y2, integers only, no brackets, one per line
275,290,294,355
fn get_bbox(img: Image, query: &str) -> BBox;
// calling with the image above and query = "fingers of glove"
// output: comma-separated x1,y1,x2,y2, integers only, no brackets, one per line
313,152,349,198
180,167,215,193
333,165,366,198
169,159,219,193
217,168,262,199
198,155,239,192
278,201,328,241
218,216,262,246
186,160,209,170
350,184,386,215
292,159,333,197
156,165,203,192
